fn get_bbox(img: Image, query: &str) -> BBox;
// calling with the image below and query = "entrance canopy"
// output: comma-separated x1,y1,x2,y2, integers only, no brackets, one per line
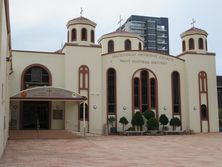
10,86,87,102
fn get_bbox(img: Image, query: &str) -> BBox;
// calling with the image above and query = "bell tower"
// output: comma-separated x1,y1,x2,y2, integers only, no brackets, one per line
66,11,97,46
180,22,208,54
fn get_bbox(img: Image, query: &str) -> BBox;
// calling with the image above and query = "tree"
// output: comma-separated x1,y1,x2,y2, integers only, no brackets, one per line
159,114,169,130
143,110,155,120
119,116,129,132
146,117,159,130
170,117,181,131
131,112,144,130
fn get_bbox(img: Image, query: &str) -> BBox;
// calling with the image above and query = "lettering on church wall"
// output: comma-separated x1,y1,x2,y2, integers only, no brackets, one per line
112,52,174,65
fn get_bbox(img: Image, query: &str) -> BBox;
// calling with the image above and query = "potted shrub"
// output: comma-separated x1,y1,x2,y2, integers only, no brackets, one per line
143,110,155,120
170,117,181,131
108,116,116,133
159,114,169,131
146,117,159,133
131,112,144,130
119,116,129,132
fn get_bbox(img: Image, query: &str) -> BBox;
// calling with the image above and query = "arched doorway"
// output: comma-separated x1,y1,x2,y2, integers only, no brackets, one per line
20,64,52,130
132,69,158,118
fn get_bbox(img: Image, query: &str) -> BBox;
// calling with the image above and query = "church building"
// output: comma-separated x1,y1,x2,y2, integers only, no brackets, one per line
9,15,219,135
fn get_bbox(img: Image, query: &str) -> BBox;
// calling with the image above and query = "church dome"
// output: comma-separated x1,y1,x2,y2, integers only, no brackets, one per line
98,30,144,54
67,16,96,28
66,16,97,45
180,27,208,54
180,27,208,38
99,30,143,42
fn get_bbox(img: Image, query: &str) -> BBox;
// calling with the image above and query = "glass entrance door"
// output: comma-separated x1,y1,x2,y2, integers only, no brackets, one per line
22,101,49,130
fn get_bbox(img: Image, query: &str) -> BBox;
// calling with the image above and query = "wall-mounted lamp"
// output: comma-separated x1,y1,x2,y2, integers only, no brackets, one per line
93,105,97,109
6,57,10,62
123,106,127,111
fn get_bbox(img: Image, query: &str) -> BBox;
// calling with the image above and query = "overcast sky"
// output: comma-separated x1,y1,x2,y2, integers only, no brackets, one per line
9,0,222,75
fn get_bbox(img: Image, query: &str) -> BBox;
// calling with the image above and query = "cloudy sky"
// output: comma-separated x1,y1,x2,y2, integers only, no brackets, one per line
9,0,222,75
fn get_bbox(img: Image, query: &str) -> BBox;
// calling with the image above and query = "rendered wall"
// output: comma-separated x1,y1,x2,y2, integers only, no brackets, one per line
102,51,186,132
0,0,11,157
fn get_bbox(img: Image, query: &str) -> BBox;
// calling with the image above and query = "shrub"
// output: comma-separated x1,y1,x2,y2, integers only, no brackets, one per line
119,116,129,132
107,116,115,127
146,117,159,130
219,108,222,127
126,127,135,131
159,114,169,129
131,112,144,130
170,117,181,131
143,110,155,120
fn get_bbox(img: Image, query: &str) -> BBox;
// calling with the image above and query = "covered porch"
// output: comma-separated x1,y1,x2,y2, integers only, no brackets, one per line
10,86,88,136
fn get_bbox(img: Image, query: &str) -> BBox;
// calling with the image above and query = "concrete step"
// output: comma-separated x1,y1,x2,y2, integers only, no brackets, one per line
9,130,80,140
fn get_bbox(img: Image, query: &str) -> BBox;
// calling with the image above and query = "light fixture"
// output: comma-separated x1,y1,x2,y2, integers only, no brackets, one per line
93,105,97,109
193,106,197,111
6,57,10,62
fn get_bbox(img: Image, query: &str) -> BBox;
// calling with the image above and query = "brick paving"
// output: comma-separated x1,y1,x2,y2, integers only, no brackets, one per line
9,130,80,140
1,133,222,167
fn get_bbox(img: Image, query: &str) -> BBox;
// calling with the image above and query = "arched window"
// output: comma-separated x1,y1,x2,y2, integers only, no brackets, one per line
134,78,140,108
199,71,207,93
91,30,94,43
198,38,204,49
132,69,158,116
139,42,142,50
189,38,194,50
79,103,88,120
198,71,209,126
67,31,69,42
150,78,156,108
201,104,208,120
125,39,131,51
81,28,87,41
22,65,51,90
141,70,149,113
107,68,116,113
172,71,181,114
182,40,186,52
205,39,208,51
108,40,114,53
79,65,89,89
71,28,77,41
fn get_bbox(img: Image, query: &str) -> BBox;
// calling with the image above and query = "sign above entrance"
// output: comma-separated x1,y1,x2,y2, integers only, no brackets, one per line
10,86,87,101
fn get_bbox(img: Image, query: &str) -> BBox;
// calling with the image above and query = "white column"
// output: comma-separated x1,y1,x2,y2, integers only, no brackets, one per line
83,101,86,137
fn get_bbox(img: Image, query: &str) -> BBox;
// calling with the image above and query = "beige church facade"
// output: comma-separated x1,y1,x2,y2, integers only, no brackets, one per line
8,15,219,135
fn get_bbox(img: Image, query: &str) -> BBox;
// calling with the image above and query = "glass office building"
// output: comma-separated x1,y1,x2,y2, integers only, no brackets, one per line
121,15,169,54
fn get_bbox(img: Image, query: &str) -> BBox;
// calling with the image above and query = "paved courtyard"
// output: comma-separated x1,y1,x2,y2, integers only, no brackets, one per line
1,133,222,167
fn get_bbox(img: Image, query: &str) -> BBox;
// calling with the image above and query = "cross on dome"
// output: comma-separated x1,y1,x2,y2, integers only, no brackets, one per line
191,18,196,27
118,15,123,30
80,7,83,16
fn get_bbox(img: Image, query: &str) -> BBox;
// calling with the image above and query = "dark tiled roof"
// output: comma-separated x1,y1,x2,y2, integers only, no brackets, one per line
217,76,222,86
